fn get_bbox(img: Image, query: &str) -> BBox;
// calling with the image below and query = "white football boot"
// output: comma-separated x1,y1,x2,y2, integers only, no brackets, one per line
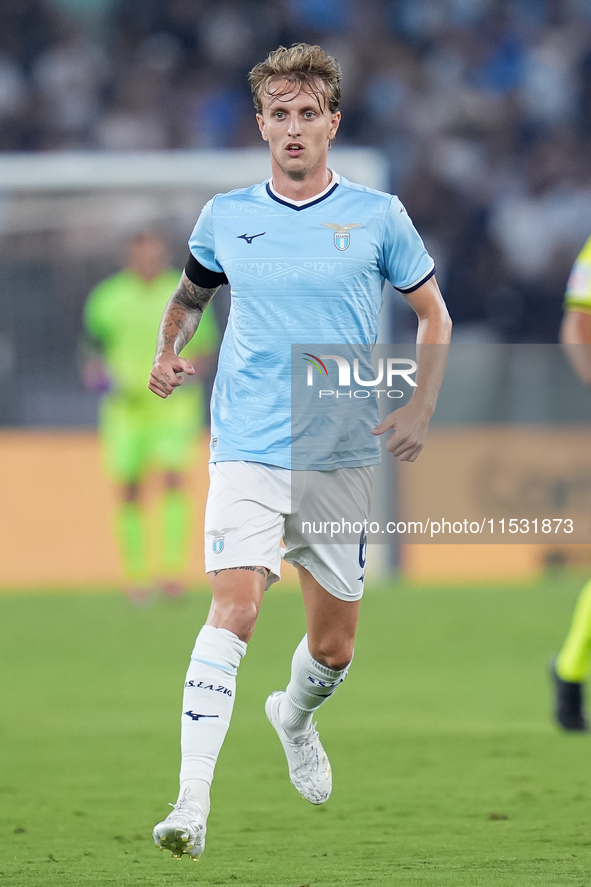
265,690,332,805
153,788,207,859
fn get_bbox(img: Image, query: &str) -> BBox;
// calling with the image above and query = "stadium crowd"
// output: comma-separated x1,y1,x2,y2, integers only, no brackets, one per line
2,0,591,341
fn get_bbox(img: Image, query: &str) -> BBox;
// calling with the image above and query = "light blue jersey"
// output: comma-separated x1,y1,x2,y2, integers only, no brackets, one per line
189,173,435,469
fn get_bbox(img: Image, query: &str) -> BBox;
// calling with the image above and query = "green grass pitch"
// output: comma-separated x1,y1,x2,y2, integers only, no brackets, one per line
1,573,591,886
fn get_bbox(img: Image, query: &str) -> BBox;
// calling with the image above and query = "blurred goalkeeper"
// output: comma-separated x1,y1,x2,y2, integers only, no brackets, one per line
551,233,591,730
83,231,219,602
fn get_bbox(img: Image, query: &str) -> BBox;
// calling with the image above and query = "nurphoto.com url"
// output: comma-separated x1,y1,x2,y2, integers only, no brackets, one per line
301,517,575,539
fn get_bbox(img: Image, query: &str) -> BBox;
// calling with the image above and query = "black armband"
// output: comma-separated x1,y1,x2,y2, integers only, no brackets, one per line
185,253,228,287
394,265,436,294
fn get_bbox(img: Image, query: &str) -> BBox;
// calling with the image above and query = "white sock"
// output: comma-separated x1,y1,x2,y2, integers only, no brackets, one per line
280,635,351,740
178,625,247,813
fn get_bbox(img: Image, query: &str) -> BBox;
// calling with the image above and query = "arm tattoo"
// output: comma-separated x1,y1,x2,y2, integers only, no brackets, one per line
212,566,269,578
156,271,219,357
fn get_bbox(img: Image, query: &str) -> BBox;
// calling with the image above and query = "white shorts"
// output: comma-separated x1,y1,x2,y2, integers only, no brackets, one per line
204,461,374,602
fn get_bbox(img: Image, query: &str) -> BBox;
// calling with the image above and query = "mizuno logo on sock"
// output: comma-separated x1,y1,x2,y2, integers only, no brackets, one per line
184,711,220,721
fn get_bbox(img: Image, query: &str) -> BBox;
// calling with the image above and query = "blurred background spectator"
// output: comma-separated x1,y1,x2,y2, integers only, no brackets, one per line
2,0,591,429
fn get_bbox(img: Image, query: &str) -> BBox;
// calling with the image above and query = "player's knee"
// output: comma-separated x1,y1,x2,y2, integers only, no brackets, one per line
209,599,260,642
231,600,259,631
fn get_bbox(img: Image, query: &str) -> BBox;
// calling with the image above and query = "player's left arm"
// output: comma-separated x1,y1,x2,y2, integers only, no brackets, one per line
371,276,452,462
560,309,591,385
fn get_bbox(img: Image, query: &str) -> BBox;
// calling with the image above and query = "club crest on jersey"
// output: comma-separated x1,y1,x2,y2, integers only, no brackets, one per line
322,222,363,251
207,527,237,553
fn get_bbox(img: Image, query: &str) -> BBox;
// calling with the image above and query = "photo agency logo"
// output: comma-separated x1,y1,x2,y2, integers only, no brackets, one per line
303,352,418,400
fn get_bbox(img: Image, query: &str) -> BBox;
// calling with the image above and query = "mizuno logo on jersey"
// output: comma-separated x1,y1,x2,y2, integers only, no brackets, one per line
184,711,220,721
237,232,266,244
322,223,363,251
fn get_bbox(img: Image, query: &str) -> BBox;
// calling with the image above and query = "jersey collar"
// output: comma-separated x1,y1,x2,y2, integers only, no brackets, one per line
266,171,340,211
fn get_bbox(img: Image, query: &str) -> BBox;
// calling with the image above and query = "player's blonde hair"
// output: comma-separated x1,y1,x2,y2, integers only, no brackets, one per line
249,43,341,114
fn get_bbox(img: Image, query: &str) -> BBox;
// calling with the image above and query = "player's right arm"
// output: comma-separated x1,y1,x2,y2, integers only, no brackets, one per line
149,270,220,399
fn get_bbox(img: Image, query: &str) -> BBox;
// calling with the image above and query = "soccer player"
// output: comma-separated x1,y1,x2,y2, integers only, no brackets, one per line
149,44,452,858
551,233,591,730
83,231,218,602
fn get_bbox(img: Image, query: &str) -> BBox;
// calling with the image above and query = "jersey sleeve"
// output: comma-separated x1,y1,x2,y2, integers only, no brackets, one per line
565,235,591,313
379,196,435,293
188,197,225,274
